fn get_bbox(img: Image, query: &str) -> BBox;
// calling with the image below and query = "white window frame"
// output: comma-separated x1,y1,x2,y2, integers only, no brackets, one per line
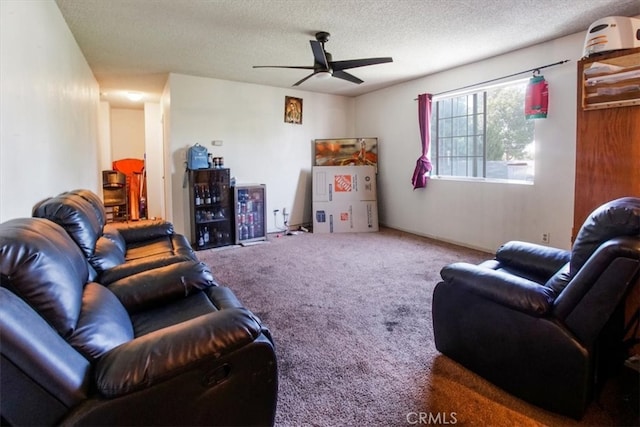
430,77,535,185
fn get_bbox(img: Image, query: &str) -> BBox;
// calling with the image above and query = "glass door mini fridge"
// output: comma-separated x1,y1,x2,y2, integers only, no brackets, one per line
233,184,267,245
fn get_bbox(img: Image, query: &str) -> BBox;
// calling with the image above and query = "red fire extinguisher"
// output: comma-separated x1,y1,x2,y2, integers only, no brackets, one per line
525,71,548,119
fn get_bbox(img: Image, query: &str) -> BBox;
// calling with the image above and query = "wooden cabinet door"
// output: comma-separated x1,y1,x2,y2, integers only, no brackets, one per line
573,49,640,241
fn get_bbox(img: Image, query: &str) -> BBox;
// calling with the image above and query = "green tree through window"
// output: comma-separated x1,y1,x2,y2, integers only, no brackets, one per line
432,80,535,182
486,85,535,162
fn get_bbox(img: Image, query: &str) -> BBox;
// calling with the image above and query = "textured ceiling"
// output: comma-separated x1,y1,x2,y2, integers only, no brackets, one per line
55,0,640,108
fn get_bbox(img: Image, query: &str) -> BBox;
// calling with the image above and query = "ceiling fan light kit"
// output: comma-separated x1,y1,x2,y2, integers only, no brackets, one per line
253,31,392,87
315,70,333,80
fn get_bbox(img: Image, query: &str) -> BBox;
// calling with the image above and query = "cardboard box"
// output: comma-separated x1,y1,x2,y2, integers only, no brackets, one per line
312,166,377,202
313,200,379,233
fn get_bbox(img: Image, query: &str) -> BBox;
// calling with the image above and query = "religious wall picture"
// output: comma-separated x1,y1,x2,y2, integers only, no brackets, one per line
284,96,303,124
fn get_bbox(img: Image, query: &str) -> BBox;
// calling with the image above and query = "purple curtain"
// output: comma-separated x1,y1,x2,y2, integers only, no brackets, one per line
411,93,433,189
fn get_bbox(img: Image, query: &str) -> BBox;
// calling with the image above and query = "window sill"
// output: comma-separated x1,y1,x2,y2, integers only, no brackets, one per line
429,175,534,186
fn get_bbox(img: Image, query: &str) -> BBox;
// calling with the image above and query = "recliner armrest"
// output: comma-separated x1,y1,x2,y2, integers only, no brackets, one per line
440,262,557,316
105,220,174,244
95,307,263,398
97,254,195,285
496,241,570,282
107,260,217,313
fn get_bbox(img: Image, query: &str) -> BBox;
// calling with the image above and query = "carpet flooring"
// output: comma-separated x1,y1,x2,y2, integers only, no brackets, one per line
197,227,638,427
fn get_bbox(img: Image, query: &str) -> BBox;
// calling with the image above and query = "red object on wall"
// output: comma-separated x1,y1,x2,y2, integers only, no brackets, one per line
525,74,548,119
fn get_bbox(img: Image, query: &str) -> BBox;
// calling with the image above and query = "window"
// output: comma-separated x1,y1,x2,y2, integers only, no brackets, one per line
431,80,535,183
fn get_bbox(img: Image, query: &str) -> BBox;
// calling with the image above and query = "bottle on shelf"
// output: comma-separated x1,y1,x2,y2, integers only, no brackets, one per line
212,184,219,204
203,226,210,244
198,228,204,247
195,184,202,206
204,185,212,204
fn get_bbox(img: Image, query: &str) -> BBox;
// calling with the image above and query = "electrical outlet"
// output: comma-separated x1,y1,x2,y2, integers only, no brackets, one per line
211,140,223,146
542,232,550,244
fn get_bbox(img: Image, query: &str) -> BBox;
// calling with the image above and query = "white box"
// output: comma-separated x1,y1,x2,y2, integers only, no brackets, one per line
312,166,377,202
313,200,379,233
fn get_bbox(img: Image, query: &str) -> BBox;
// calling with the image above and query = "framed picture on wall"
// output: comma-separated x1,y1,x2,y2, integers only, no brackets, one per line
313,138,378,170
284,96,303,124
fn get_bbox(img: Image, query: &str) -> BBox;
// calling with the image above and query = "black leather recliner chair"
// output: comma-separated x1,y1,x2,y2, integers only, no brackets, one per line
0,217,278,426
432,197,640,418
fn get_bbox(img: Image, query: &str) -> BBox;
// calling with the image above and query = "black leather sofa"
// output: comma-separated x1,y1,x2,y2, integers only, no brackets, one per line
1,190,278,426
32,189,197,285
432,197,640,418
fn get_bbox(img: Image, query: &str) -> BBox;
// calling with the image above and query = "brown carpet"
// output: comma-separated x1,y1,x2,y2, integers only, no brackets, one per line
197,227,639,427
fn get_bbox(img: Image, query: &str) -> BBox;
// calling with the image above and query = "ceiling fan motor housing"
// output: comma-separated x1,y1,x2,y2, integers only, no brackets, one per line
315,31,330,43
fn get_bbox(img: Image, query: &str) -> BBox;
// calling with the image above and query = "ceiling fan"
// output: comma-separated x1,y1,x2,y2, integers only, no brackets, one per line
253,31,393,86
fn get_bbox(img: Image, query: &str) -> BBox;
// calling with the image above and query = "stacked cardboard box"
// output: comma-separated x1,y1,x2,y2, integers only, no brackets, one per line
312,165,378,233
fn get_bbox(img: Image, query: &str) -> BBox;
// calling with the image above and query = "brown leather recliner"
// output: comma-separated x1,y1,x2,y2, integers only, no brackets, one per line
432,197,640,418
0,216,278,426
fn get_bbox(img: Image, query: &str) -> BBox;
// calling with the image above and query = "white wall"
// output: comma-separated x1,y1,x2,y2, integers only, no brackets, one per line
110,108,145,161
98,101,112,171
355,32,584,252
144,102,165,219
166,73,355,236
0,0,100,221
161,81,173,222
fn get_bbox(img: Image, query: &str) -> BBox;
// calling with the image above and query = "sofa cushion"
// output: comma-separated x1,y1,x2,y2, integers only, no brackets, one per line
69,189,107,230
91,235,126,273
571,197,640,275
106,220,174,244
131,287,246,337
97,306,264,398
32,192,103,258
0,218,88,337
97,253,196,286
496,241,570,283
0,287,91,411
124,235,192,261
69,283,133,360
101,227,127,255
543,262,571,295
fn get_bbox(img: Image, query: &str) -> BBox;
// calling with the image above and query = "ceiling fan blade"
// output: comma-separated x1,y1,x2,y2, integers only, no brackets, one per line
310,40,329,69
254,31,391,86
253,65,315,70
331,57,393,71
293,72,317,87
332,70,363,84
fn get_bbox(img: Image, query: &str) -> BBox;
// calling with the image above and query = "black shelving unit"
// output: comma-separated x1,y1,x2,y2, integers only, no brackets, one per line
189,168,233,250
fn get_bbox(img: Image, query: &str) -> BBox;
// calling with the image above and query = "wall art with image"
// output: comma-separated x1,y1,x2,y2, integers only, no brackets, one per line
284,96,303,124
